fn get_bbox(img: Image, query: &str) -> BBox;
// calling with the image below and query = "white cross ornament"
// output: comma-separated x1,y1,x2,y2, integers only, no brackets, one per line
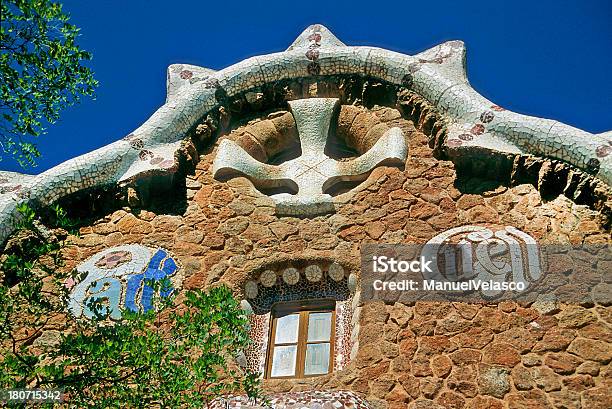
213,98,408,215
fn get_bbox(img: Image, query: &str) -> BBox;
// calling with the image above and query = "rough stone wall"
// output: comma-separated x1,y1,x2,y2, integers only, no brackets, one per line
50,105,611,409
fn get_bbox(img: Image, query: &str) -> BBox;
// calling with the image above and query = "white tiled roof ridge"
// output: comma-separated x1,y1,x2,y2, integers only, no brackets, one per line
0,24,609,243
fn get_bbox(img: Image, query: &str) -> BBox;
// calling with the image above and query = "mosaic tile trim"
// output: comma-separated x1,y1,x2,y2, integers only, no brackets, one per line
244,264,357,314
241,262,358,375
245,312,271,375
334,300,354,371
209,390,372,409
2,24,609,242
0,171,35,196
67,244,182,320
166,63,217,102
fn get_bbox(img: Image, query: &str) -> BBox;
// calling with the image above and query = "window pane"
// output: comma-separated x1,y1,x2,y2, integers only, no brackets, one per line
307,312,332,342
304,343,330,375
274,314,299,344
271,345,297,377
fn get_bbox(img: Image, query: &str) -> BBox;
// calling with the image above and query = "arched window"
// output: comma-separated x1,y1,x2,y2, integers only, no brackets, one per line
266,300,335,378
239,261,360,378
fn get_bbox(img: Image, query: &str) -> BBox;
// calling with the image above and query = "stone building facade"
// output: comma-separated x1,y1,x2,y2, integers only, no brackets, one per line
1,25,611,408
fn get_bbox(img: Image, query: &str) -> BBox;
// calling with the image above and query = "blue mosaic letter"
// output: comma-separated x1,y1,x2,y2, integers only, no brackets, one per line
124,249,177,312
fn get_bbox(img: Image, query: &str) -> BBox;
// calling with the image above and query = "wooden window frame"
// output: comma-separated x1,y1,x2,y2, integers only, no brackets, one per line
265,299,336,379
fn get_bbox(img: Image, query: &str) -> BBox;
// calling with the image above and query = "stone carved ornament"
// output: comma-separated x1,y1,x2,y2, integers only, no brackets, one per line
421,225,541,299
1,24,610,241
212,98,407,215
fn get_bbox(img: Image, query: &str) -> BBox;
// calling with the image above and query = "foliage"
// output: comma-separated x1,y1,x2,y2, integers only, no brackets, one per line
0,205,263,407
0,0,98,168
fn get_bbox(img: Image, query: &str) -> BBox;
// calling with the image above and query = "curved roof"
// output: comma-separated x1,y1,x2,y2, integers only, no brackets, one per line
0,24,610,242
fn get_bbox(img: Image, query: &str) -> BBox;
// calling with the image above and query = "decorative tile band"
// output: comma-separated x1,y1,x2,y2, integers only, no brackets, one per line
245,312,270,375
334,300,353,371
67,244,182,320
1,24,610,242
244,263,357,313
209,390,372,409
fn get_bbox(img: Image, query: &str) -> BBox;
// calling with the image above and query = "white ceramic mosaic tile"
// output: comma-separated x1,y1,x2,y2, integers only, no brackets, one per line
1,24,610,242
210,390,372,409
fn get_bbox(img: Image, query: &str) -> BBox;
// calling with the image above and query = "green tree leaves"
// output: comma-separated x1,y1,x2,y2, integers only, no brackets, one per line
0,0,98,168
0,206,264,407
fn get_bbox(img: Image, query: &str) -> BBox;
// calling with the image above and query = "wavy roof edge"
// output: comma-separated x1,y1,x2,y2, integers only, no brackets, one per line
0,24,610,242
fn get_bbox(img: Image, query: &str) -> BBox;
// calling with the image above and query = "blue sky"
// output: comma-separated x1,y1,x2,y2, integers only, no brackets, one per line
3,0,611,173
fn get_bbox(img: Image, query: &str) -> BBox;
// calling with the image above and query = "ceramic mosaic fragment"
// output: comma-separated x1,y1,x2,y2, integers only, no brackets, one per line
68,244,182,319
